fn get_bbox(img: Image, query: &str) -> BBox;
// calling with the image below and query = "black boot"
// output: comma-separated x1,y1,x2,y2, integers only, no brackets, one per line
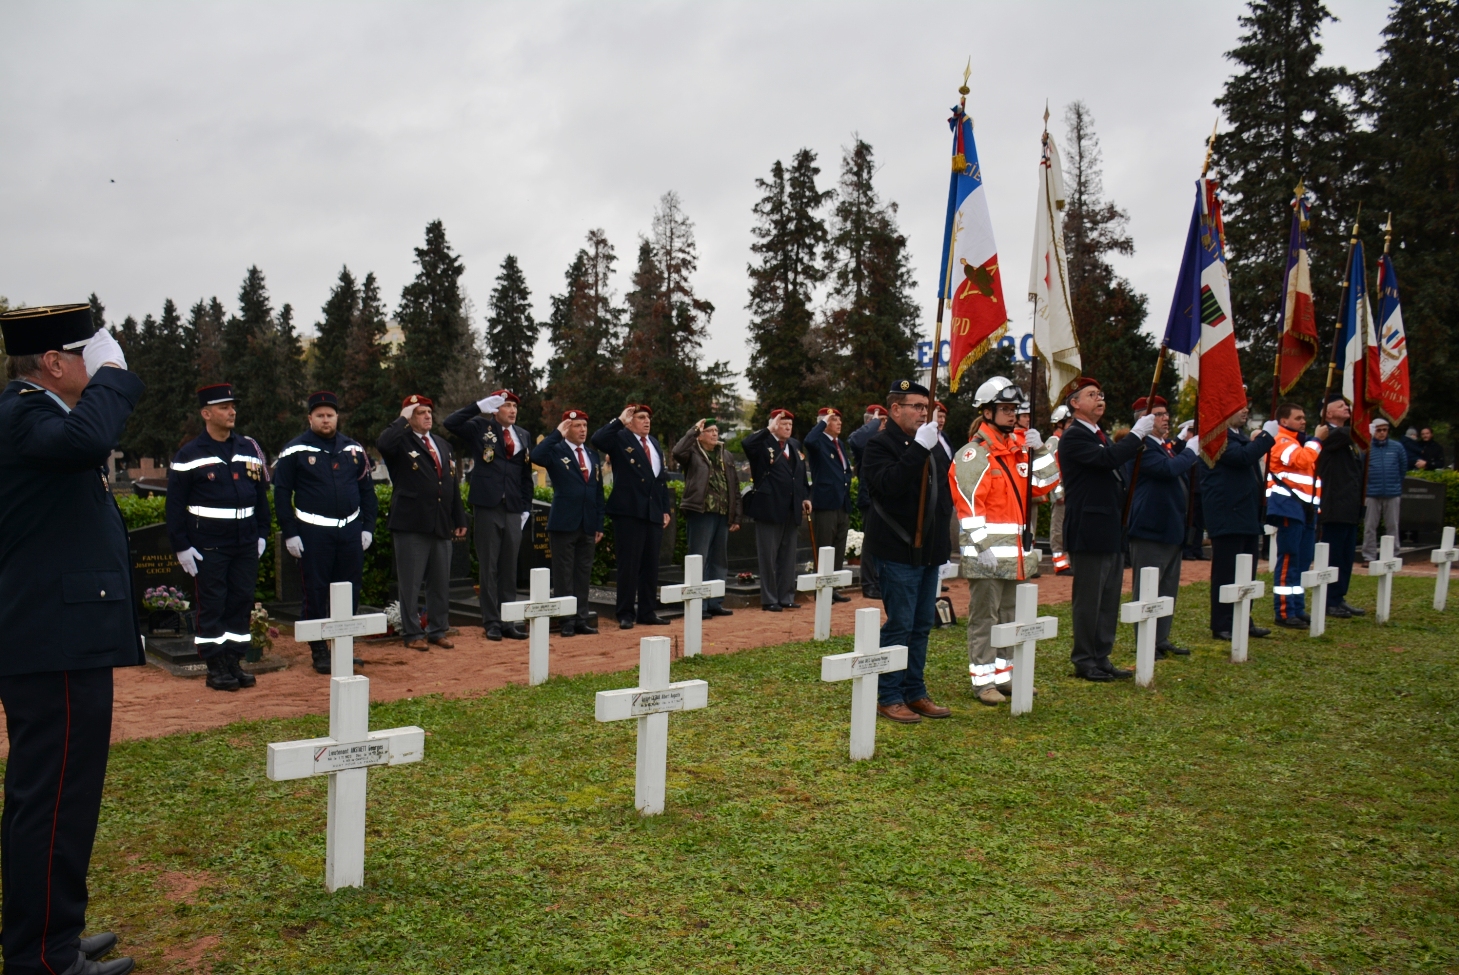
227,652,256,688
311,640,331,674
204,655,239,692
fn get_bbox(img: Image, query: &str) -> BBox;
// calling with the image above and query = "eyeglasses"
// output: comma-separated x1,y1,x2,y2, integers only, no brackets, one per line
896,402,930,413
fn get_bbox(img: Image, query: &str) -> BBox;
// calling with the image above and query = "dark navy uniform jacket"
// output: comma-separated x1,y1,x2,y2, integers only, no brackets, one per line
443,404,534,512
590,419,670,523
273,430,378,538
742,428,811,525
530,430,605,534
847,420,881,513
1125,436,1200,546
0,368,146,675
803,419,853,512
376,418,468,538
165,430,272,552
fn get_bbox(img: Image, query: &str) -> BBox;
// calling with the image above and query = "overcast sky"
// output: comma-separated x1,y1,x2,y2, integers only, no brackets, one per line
1,1,1391,389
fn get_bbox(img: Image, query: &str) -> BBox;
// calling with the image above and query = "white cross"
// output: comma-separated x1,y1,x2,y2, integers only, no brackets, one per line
659,554,725,657
1367,534,1402,624
990,583,1058,716
1120,566,1174,687
796,546,853,641
502,567,578,686
268,582,424,891
1430,526,1457,611
594,636,708,816
1219,553,1266,664
1300,541,1339,637
820,607,907,760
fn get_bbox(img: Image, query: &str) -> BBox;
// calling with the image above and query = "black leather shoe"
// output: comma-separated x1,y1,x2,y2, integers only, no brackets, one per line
204,656,239,692
638,615,671,626
80,933,117,961
781,602,801,610
62,956,135,975
831,591,851,603
1274,616,1307,629
862,589,883,600
1326,603,1353,618
1154,647,1169,660
762,604,782,612
1074,666,1115,682
486,624,503,641
226,654,257,688
561,620,576,637
578,620,599,633
1212,631,1232,641
1341,601,1367,615
618,618,636,630
311,647,330,674
1157,643,1191,657
707,606,734,617
1099,660,1134,679
504,624,529,640
1250,625,1271,638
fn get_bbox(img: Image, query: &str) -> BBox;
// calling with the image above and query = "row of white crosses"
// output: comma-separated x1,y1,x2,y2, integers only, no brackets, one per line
797,547,854,641
1121,566,1174,686
502,567,577,685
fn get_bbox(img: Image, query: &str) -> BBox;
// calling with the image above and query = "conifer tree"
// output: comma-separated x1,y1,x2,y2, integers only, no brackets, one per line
819,138,920,424
746,149,831,428
121,298,198,460
395,220,469,407
89,293,107,336
1212,0,1357,401
341,271,396,442
1364,0,1459,434
1062,102,1167,418
192,297,227,386
545,230,625,427
223,266,307,454
313,266,360,395
485,254,544,435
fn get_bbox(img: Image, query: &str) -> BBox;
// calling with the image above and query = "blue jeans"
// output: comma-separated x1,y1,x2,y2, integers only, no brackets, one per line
1270,516,1315,621
1319,522,1358,605
684,511,729,611
877,560,939,706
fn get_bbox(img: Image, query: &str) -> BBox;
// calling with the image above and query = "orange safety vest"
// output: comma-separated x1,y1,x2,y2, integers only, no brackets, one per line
1265,425,1323,519
950,422,1060,580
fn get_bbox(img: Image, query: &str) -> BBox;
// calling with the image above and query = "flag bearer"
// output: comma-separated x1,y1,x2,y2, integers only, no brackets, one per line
951,377,1059,705
0,305,141,975
1262,402,1329,627
275,391,379,673
1046,405,1072,574
167,383,272,691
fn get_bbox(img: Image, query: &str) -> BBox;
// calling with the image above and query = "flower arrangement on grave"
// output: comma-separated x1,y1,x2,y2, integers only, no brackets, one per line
142,586,190,612
736,571,756,583
383,600,403,634
845,529,864,559
250,603,279,652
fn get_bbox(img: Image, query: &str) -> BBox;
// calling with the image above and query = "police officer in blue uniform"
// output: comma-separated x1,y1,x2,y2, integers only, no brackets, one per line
166,383,272,692
274,391,379,673
530,408,605,636
591,403,672,628
0,304,140,975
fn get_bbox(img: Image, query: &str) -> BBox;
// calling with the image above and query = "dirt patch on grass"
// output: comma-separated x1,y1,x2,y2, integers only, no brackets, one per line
157,869,215,904
162,934,219,974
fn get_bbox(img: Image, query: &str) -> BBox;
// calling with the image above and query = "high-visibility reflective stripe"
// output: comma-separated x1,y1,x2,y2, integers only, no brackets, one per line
984,523,1020,534
277,444,322,458
172,456,224,472
1280,471,1315,485
1266,484,1293,497
343,444,366,453
961,545,979,556
295,508,360,528
1053,552,1069,569
187,505,256,520
231,454,263,465
967,529,988,543
989,546,1020,558
1272,585,1304,595
195,632,251,645
969,663,1000,686
1032,453,1056,469
1032,475,1059,489
960,516,985,529
1280,444,1298,464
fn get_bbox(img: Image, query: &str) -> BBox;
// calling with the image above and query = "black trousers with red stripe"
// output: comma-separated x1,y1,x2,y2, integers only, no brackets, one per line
0,667,113,975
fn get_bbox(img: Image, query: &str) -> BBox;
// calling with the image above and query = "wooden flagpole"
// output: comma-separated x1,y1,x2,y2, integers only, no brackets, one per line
1321,205,1363,407
1271,179,1306,421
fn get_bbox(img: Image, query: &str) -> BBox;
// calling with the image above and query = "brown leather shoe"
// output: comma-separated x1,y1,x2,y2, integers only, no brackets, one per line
403,639,429,651
906,697,951,718
428,636,454,649
876,703,922,723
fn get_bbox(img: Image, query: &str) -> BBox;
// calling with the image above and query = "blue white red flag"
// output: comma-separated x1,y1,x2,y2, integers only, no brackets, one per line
1277,192,1319,394
1340,239,1376,448
1162,179,1247,464
1369,249,1410,426
941,100,1009,392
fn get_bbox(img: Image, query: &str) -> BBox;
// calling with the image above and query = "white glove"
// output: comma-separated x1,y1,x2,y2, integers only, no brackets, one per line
1262,420,1281,438
478,394,507,413
1023,428,1043,450
1177,418,1195,437
520,511,530,530
285,536,304,559
400,403,418,420
1185,435,1200,453
914,421,940,450
976,548,999,571
83,328,126,376
1369,420,1386,437
1131,413,1157,439
361,531,373,551
176,547,203,577
257,537,267,558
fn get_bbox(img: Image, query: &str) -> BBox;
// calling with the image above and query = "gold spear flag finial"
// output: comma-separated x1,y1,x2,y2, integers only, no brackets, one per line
1351,201,1363,241
1043,99,1050,132
1294,177,1309,231
1384,212,1394,254
960,57,971,98
1200,117,1219,177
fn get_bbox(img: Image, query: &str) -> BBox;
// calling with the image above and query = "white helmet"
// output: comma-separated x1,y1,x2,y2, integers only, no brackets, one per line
972,376,1024,409
1050,404,1071,424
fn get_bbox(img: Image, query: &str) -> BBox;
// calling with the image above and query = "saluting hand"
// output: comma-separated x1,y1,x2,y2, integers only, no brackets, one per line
557,418,573,436
400,403,418,421
619,406,637,424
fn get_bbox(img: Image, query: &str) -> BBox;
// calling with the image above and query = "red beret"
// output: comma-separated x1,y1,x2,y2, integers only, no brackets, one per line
490,389,521,405
816,407,841,418
934,401,949,412
402,394,434,409
1059,377,1102,402
628,403,653,417
864,404,889,417
1132,395,1168,413
769,408,795,421
562,409,589,422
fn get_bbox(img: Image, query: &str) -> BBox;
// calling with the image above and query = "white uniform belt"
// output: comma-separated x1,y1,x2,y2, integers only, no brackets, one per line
188,505,255,520
295,508,360,528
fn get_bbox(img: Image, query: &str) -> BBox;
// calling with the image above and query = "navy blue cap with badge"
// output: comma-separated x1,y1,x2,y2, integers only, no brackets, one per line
308,390,339,412
197,383,236,407
890,379,931,398
0,303,96,355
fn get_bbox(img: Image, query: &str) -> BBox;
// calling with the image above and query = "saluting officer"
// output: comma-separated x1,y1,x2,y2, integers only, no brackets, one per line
530,409,605,636
803,406,853,601
0,304,141,975
445,388,535,641
274,391,380,673
167,383,272,692
591,403,672,628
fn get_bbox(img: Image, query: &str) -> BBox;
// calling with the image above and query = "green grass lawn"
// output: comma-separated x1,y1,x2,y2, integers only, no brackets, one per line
70,574,1458,973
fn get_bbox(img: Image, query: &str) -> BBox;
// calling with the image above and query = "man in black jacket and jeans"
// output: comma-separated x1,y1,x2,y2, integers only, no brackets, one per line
1057,377,1154,681
861,380,952,723
1315,393,1366,618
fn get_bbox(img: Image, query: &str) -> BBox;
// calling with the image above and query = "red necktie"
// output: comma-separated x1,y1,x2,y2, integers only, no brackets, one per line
641,436,653,471
504,427,515,457
576,446,589,483
423,434,442,476
1097,428,1109,446
834,439,846,467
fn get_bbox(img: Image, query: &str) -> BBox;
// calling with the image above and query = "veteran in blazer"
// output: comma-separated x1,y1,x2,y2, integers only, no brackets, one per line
591,403,672,628
742,408,812,611
378,394,468,649
531,409,605,636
